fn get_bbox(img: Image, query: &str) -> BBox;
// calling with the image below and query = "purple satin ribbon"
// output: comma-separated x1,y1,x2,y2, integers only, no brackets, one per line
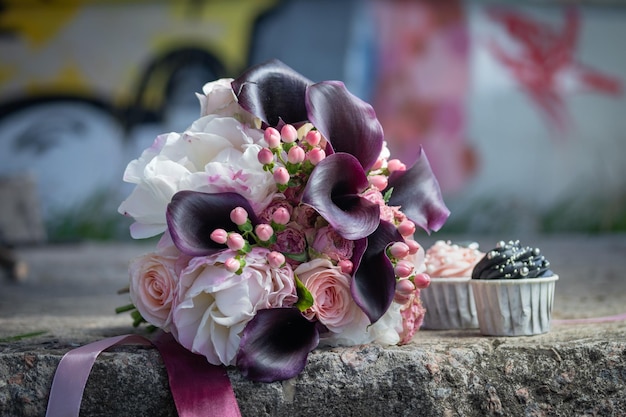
45,333,241,417
553,312,626,325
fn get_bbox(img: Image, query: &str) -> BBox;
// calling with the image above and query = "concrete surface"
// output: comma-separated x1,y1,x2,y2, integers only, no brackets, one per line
1,234,625,416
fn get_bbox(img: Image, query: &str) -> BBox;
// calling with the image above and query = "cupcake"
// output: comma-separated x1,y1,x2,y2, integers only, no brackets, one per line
470,240,558,336
421,240,484,329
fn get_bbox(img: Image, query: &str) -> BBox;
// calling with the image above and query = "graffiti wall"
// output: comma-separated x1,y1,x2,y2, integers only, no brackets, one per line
462,2,625,232
366,0,625,233
0,0,282,239
1,0,624,240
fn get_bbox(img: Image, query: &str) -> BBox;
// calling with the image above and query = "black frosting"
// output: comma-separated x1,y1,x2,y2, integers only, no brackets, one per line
471,240,553,280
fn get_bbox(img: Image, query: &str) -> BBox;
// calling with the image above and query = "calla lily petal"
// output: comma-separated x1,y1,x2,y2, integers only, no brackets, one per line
166,190,259,256
387,147,450,234
351,220,404,323
231,59,312,127
236,308,319,382
301,153,380,240
306,81,383,171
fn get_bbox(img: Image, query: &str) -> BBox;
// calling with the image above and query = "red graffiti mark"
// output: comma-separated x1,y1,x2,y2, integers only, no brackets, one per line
488,8,622,135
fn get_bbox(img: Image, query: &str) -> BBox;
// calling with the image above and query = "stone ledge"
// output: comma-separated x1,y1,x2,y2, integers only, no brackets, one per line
2,323,625,417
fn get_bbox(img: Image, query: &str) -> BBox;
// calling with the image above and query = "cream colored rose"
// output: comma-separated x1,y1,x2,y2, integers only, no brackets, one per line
129,251,180,331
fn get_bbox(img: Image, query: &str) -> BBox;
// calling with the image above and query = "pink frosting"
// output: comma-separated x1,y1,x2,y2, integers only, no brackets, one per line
424,240,484,278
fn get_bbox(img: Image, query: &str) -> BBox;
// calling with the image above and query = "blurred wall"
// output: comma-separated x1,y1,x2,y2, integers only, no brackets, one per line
0,0,624,240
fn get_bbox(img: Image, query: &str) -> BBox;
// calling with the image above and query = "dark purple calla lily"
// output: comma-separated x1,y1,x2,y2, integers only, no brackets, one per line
301,153,380,240
351,220,404,324
166,190,260,256
231,59,312,127
236,308,319,382
386,147,450,234
232,60,383,172
306,81,383,171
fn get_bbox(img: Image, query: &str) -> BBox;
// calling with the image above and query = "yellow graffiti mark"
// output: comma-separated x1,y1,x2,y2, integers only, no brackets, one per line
26,63,89,96
0,67,16,86
0,1,85,48
164,0,279,74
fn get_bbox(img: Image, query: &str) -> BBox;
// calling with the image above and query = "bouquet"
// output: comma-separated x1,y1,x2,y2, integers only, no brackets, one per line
118,59,450,382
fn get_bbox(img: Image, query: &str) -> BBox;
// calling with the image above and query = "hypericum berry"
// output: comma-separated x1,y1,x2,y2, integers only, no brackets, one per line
394,260,414,278
224,257,241,273
305,130,321,146
387,159,406,173
397,220,416,237
264,127,281,148
394,279,415,304
369,174,388,190
272,207,290,225
280,124,297,143
258,148,274,165
230,207,248,226
210,228,228,244
255,224,274,242
306,148,326,165
267,251,286,268
406,239,421,255
338,259,354,274
413,273,431,289
226,233,246,251
287,146,305,164
273,167,290,185
389,242,410,259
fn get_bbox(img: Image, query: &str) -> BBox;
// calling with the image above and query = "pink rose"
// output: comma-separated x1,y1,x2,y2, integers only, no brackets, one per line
292,204,320,229
271,225,307,266
398,290,426,345
172,248,297,366
311,226,354,262
360,188,397,223
295,259,361,332
259,198,294,223
129,251,180,331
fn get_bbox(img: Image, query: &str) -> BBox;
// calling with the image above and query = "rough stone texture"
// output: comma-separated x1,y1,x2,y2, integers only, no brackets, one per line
1,235,625,416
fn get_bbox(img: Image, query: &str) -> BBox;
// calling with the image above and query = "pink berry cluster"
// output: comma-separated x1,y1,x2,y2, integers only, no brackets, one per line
255,123,430,300
209,205,289,274
257,124,327,192
387,239,431,304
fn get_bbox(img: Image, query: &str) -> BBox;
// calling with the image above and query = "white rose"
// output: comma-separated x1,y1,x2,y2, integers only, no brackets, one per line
171,248,297,366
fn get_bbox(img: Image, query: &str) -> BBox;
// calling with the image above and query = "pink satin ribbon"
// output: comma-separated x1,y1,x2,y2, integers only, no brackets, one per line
45,332,241,417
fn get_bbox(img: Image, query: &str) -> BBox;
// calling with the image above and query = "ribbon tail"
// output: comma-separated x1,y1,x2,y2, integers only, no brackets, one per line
153,332,242,417
45,334,151,417
45,332,241,417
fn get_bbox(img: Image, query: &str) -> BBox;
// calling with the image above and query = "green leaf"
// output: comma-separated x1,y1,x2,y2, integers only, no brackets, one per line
294,274,314,312
382,187,394,203
285,251,308,263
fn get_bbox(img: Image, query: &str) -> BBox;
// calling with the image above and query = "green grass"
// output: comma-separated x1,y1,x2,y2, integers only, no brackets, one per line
45,188,134,242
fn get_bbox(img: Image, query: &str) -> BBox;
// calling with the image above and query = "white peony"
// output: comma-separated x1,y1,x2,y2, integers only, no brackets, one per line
118,113,276,239
171,248,297,366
